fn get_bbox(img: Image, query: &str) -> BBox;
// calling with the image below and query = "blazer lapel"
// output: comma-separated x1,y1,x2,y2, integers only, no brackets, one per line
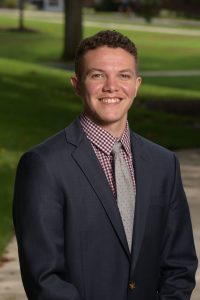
65,119,130,260
130,132,153,272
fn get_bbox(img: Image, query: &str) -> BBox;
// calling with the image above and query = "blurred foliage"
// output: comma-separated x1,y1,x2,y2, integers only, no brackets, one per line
94,0,119,12
1,0,17,8
93,0,200,20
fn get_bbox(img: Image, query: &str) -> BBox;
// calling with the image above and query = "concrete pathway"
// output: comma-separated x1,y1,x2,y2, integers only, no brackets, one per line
140,70,200,77
0,149,199,300
177,149,200,300
85,20,200,37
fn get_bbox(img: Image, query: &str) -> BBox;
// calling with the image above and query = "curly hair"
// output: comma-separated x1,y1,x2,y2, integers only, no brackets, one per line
74,30,138,78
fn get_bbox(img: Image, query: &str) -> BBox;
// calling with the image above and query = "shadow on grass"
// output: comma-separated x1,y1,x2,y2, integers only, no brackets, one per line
138,98,200,116
0,27,39,33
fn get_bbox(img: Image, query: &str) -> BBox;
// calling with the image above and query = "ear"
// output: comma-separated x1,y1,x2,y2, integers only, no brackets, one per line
135,76,142,97
70,75,82,96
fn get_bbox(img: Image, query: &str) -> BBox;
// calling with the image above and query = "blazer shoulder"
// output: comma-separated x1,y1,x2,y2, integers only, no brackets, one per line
15,130,67,174
27,129,67,158
18,118,85,169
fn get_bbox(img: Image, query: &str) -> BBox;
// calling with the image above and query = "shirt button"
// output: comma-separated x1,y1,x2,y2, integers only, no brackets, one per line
128,280,136,290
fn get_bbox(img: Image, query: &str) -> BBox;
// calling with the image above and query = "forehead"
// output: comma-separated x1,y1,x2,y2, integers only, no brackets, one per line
81,46,136,72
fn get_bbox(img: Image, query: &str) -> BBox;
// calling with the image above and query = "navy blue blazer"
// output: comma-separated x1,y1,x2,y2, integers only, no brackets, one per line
13,118,197,300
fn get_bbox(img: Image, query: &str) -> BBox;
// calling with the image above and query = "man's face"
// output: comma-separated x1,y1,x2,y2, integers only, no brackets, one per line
71,46,141,132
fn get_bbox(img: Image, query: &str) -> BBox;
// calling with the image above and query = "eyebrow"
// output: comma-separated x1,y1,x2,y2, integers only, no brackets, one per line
86,68,104,75
119,69,134,73
86,68,134,75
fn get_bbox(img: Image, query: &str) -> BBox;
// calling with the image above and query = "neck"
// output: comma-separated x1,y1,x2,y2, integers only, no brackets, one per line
101,122,126,138
85,116,127,138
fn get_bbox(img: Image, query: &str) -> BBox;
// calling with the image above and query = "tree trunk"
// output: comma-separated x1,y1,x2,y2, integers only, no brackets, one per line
62,0,83,61
19,0,25,31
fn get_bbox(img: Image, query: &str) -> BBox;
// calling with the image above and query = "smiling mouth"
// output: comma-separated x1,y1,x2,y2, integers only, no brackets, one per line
99,98,122,104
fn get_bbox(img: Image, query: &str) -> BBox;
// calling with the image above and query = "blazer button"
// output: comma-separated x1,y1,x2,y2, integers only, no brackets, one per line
128,280,136,291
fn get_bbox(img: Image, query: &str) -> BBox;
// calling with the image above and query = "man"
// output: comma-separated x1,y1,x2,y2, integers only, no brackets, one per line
13,30,197,300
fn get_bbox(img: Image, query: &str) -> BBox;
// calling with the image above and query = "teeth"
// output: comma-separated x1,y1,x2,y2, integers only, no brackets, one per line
101,98,120,103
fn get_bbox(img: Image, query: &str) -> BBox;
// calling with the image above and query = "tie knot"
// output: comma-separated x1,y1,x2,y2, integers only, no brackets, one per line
112,142,122,156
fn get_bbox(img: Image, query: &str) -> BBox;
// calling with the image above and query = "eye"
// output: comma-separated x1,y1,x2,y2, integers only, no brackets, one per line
120,73,131,80
91,73,104,79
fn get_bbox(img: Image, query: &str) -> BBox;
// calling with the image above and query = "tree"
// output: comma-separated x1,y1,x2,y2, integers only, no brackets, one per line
18,0,25,31
139,0,161,22
94,0,118,11
62,0,83,61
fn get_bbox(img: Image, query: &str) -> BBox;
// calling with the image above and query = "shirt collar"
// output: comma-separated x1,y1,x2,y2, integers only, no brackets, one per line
79,114,132,157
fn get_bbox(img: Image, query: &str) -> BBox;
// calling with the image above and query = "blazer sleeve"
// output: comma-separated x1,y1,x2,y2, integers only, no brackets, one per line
13,151,82,300
158,154,198,299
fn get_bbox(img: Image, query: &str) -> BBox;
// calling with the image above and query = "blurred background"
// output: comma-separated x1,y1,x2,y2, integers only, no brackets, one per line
0,0,199,299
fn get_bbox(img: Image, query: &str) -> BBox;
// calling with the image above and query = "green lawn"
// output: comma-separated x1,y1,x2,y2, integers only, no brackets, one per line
83,9,200,30
0,12,200,256
0,59,81,255
0,15,200,71
139,76,200,100
87,27,200,71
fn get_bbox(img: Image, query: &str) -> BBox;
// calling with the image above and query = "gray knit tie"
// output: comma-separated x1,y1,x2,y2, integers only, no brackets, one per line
112,141,135,252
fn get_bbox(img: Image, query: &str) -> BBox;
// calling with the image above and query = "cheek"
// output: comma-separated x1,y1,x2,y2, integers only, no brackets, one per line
123,85,136,98
84,83,101,98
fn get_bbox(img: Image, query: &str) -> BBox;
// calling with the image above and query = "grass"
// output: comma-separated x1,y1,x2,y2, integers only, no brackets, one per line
139,76,200,100
0,58,81,255
0,12,200,256
0,15,200,71
86,27,200,71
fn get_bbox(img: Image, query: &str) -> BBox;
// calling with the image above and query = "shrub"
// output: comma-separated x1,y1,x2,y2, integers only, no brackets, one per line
3,0,17,8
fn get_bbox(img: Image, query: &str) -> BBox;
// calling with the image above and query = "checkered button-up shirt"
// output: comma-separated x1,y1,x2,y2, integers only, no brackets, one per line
80,114,136,198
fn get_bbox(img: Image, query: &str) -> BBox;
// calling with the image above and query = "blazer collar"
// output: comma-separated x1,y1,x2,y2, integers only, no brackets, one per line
65,118,131,259
130,132,153,273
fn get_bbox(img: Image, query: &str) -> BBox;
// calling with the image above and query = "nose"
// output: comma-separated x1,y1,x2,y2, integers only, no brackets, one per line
102,76,119,93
